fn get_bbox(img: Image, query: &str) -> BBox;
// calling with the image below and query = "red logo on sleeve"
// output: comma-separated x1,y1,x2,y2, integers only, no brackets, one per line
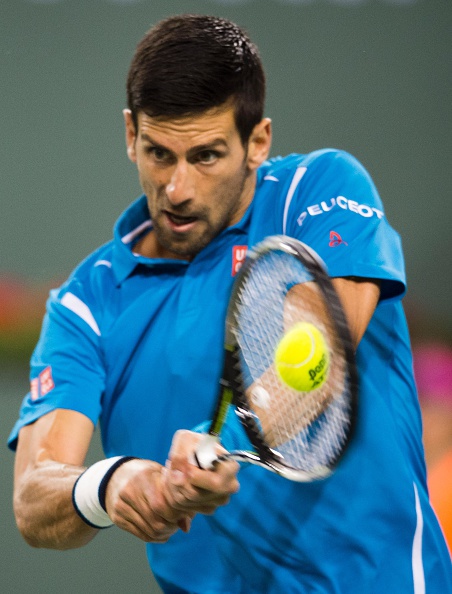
329,231,348,247
39,366,55,397
232,245,248,276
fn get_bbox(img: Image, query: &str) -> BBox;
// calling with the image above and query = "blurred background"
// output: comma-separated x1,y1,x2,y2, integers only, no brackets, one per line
1,0,451,592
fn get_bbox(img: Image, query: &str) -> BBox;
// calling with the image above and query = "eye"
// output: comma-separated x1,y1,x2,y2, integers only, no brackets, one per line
195,150,221,164
145,145,173,164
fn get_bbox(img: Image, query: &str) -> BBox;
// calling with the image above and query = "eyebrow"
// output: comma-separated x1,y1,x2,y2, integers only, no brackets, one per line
140,133,229,157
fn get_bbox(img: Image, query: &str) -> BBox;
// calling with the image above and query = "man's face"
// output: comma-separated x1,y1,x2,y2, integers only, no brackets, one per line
124,104,270,259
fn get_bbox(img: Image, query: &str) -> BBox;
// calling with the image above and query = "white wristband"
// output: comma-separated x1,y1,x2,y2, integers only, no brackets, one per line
72,456,135,529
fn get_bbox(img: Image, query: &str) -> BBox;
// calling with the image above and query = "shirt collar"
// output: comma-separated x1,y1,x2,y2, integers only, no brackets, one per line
111,196,184,285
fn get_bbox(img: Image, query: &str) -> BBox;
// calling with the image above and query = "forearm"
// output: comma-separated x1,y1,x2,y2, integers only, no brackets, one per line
14,412,240,550
14,460,96,550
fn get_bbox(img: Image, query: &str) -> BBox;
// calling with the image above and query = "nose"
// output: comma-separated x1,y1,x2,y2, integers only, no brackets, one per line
166,162,195,206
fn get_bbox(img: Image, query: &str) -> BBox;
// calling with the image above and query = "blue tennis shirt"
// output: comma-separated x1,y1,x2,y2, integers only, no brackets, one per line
9,150,452,593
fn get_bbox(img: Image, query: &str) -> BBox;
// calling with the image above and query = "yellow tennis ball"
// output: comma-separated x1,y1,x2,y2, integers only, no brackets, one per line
274,322,330,392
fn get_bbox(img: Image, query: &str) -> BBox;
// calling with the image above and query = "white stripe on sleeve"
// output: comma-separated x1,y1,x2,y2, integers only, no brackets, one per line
60,292,101,336
282,166,307,234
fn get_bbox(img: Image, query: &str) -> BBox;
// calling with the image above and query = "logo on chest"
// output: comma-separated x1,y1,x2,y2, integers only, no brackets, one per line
232,245,248,276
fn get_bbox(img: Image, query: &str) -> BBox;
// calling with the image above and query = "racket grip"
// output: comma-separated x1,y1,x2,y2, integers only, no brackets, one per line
194,434,221,470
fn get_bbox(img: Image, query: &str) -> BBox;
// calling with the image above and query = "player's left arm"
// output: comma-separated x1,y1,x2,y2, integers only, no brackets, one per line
332,277,380,347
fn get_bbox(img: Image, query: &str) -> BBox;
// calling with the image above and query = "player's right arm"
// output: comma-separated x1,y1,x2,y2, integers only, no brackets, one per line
14,409,99,549
13,409,191,548
14,409,239,549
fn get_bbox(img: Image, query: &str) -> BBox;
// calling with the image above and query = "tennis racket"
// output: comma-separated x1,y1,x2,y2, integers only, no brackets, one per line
194,235,358,482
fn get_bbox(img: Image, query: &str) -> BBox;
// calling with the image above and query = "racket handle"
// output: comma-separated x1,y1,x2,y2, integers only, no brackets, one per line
194,434,221,470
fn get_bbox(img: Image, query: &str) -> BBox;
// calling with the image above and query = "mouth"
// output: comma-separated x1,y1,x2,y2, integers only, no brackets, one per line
163,210,200,233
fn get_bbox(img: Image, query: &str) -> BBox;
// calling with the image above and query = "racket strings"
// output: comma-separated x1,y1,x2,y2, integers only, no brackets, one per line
234,250,353,472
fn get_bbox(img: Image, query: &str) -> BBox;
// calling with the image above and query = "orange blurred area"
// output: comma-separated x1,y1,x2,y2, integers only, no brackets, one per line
0,274,56,362
411,337,452,554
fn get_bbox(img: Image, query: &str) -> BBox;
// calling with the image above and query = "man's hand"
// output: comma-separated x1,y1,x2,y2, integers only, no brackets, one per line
163,430,240,515
104,458,194,543
104,431,239,543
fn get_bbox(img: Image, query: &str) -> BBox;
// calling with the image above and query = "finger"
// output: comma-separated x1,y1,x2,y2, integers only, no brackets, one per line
181,461,241,494
111,506,179,542
177,516,192,533
110,490,182,542
167,452,240,491
162,467,238,513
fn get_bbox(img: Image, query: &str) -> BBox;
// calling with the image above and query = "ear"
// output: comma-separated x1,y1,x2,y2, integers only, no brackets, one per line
123,109,137,163
246,118,272,171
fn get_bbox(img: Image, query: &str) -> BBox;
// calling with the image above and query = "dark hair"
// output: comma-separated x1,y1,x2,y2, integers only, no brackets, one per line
126,14,266,145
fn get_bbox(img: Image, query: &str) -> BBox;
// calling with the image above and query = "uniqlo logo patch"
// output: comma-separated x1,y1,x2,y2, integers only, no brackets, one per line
39,366,55,397
30,378,39,401
232,245,247,276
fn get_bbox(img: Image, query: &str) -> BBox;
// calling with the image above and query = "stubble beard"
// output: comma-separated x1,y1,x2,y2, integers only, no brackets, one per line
152,163,250,259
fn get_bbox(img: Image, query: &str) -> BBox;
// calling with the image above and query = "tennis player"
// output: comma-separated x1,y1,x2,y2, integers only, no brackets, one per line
9,14,451,594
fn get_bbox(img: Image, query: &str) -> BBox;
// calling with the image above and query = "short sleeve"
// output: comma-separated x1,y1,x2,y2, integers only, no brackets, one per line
284,150,406,302
8,284,105,451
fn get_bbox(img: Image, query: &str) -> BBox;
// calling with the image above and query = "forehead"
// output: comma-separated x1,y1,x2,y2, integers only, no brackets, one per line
136,104,240,149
